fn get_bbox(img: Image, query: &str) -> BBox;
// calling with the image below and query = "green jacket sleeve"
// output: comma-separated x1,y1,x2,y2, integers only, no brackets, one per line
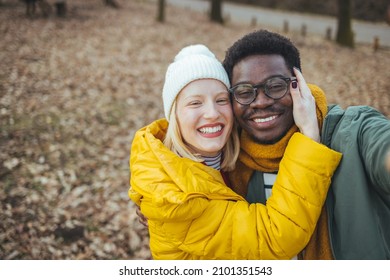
358,108,390,195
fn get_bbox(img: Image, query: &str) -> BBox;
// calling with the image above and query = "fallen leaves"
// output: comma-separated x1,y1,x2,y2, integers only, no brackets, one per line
0,0,389,260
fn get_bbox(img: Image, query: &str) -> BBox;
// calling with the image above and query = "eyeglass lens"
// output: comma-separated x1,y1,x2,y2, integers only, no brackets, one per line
232,77,292,105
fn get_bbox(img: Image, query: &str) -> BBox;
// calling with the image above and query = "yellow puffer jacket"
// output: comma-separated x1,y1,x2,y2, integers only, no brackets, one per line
129,119,342,260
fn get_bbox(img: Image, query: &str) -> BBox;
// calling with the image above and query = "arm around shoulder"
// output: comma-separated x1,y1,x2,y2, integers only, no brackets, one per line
165,133,342,259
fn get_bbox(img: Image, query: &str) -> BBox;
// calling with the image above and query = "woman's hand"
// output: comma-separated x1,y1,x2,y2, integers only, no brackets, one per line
290,67,320,142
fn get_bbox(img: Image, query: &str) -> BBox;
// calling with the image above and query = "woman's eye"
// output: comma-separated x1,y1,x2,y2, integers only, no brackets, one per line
217,98,229,104
189,101,201,106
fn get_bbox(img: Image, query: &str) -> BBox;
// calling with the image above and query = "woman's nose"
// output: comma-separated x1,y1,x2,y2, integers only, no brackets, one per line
203,103,220,119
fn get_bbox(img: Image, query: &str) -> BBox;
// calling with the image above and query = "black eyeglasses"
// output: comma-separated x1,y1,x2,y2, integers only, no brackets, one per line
228,77,297,105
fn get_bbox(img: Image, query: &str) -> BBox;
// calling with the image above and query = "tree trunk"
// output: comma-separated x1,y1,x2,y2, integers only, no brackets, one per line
157,0,165,22
336,0,354,48
55,1,67,17
210,0,224,24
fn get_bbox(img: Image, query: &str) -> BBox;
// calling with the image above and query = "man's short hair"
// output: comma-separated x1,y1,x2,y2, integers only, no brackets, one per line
223,29,301,82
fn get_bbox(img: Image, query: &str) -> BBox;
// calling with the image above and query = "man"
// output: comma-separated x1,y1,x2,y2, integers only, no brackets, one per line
223,29,390,260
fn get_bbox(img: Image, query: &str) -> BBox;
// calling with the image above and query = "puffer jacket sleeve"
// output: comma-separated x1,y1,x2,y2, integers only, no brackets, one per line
160,133,342,259
129,120,228,221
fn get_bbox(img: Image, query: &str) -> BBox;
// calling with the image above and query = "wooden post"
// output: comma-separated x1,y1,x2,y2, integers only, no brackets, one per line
283,20,289,33
326,27,332,40
157,0,165,22
373,36,380,52
301,24,307,36
225,13,230,24
251,17,257,27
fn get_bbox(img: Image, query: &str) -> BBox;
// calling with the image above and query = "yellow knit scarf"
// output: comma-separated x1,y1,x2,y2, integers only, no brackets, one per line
229,84,332,259
230,84,328,194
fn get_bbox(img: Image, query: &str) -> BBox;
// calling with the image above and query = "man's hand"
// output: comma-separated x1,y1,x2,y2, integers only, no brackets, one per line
136,205,148,227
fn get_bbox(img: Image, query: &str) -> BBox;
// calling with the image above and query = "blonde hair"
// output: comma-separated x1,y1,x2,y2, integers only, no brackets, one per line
163,102,240,171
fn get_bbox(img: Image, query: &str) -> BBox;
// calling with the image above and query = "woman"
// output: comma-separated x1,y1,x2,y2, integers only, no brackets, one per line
129,44,342,259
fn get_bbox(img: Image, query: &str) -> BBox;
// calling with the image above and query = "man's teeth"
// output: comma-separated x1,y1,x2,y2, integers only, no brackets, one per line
199,125,222,134
254,115,277,123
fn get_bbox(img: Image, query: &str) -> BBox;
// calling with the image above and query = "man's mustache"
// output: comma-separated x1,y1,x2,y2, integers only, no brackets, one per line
242,108,285,119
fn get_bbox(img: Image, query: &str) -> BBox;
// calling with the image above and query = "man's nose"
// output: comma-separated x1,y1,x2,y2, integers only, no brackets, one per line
250,87,275,108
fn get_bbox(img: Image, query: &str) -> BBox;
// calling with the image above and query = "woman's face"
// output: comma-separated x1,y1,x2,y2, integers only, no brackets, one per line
176,79,233,157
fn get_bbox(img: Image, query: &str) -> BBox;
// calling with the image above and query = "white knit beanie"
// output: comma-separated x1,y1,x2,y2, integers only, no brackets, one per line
162,44,230,119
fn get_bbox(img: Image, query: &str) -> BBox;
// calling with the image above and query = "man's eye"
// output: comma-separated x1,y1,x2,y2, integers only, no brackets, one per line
236,90,253,96
268,83,285,92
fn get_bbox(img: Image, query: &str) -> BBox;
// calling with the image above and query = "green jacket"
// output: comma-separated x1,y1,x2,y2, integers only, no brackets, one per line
322,105,390,259
247,105,390,259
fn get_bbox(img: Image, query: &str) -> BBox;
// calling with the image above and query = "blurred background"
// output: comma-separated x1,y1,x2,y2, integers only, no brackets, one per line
0,0,389,260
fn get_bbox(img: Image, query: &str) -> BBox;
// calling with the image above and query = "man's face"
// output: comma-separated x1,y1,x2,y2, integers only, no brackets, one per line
231,54,295,144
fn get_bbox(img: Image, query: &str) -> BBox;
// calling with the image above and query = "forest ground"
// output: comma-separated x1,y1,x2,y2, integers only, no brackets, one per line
0,0,389,259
